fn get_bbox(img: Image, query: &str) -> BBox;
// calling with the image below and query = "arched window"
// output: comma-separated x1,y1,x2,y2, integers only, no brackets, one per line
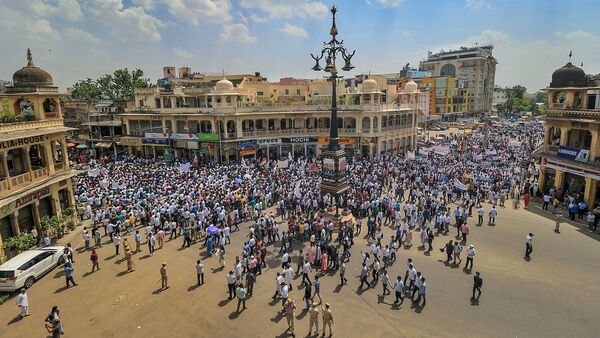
226,120,236,134
362,117,370,131
567,129,592,150
382,116,388,128
440,64,456,77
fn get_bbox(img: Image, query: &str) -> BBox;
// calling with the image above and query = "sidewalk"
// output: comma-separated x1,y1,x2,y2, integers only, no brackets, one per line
525,198,599,235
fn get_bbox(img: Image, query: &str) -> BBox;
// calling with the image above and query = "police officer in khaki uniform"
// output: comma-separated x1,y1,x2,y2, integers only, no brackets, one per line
308,302,320,336
322,303,334,336
283,297,296,336
160,262,168,289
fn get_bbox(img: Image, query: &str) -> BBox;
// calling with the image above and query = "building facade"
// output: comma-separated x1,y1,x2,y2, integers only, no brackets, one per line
539,61,600,207
420,45,497,115
119,76,419,162
0,50,76,260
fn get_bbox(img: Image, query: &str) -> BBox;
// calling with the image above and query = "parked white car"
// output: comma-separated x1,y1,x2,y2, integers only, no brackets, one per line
0,246,66,292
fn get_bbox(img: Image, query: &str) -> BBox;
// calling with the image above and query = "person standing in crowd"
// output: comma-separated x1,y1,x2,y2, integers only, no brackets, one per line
90,249,99,272
283,298,297,337
113,233,121,256
236,283,247,313
321,303,334,337
308,302,320,336
488,206,497,225
525,233,534,259
472,272,483,300
227,270,236,299
16,288,29,318
135,230,142,253
160,263,169,289
554,213,562,233
415,276,427,306
196,260,205,285
246,270,256,297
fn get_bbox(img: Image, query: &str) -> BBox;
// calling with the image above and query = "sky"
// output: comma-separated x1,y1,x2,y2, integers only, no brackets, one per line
1,0,599,93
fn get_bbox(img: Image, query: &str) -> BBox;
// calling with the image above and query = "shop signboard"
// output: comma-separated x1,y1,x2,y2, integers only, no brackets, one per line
557,146,590,162
197,133,219,142
238,140,257,149
282,137,318,144
317,137,356,145
257,138,281,145
142,139,169,146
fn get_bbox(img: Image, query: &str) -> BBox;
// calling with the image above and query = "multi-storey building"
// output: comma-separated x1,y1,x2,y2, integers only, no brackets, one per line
158,66,266,89
119,76,419,162
418,76,468,119
539,61,600,206
0,50,76,259
420,45,497,115
492,86,508,113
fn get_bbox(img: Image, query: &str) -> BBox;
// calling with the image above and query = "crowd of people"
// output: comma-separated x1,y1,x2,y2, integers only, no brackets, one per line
20,119,591,336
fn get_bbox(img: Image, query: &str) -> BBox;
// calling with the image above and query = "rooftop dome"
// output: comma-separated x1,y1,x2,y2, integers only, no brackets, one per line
404,79,418,93
361,78,378,93
215,77,234,92
550,62,588,88
12,49,53,87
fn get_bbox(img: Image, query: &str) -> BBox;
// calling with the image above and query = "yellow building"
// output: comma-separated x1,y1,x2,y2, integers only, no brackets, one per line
419,76,468,120
539,61,600,206
120,76,419,161
0,50,76,260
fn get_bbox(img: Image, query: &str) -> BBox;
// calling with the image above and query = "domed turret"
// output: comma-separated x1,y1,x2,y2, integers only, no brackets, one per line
12,49,53,87
404,79,418,94
215,77,234,92
550,62,588,88
361,78,378,93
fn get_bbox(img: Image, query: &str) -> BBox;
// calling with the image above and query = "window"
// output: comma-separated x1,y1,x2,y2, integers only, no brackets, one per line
257,92,264,96
296,89,301,95
285,89,289,95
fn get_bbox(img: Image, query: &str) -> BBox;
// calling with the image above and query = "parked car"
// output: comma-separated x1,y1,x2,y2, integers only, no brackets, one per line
428,125,440,131
0,246,66,292
458,123,466,130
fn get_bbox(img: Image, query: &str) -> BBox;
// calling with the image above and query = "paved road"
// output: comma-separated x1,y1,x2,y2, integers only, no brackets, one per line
1,198,600,338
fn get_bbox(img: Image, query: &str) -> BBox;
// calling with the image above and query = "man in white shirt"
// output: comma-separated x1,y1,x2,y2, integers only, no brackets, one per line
488,206,497,225
525,233,534,259
196,260,204,285
477,207,485,225
393,276,404,304
17,288,29,317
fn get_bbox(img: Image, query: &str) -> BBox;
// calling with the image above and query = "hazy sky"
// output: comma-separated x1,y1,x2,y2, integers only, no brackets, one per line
1,0,599,92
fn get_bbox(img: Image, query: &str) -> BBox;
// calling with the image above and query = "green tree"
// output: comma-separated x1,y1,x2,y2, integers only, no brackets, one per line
69,68,150,102
71,78,103,103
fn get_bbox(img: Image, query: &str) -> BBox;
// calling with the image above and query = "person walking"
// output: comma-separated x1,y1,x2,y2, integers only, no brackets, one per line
90,249,99,272
283,298,297,336
360,263,371,289
16,288,29,318
302,281,313,309
236,283,247,313
160,263,168,289
135,230,142,253
525,233,534,259
301,260,312,285
196,260,205,285
321,303,334,337
472,272,483,300
555,213,562,233
308,302,320,336
380,269,391,297
453,241,463,265
488,206,497,225
393,276,404,304
464,245,476,270
415,276,426,306
64,262,77,288
312,275,322,304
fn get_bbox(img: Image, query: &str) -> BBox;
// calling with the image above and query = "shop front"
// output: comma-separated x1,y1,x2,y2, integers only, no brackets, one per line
239,140,257,159
281,137,318,159
256,138,281,161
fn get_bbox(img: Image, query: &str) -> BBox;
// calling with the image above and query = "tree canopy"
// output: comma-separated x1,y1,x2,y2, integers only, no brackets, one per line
70,68,150,102
496,85,547,115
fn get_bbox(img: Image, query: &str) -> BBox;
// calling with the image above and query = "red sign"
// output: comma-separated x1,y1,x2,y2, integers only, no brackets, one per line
15,187,50,207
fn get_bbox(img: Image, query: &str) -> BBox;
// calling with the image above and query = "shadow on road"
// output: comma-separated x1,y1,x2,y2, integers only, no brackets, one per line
187,284,200,292
7,315,23,325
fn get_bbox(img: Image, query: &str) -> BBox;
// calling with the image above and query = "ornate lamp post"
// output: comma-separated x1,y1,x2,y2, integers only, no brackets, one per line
310,6,355,214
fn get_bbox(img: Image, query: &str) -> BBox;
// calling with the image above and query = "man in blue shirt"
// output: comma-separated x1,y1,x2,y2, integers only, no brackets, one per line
64,263,77,288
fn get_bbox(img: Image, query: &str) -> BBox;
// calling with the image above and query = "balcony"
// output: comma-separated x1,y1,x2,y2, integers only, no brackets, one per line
0,179,8,191
0,119,65,133
10,172,31,187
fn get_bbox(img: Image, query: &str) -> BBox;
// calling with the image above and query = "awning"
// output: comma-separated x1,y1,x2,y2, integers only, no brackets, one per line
94,142,113,148
76,144,89,149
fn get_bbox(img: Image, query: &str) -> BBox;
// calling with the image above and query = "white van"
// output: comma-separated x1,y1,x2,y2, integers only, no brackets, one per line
0,246,66,292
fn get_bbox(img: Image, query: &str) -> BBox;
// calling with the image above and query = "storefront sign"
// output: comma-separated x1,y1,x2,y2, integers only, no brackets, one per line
257,138,281,145
238,140,257,149
317,137,356,145
282,137,318,144
145,132,199,140
187,142,199,150
240,148,257,156
142,139,169,146
15,187,50,207
557,146,590,162
119,137,142,147
0,135,48,151
197,133,219,142
542,158,600,181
